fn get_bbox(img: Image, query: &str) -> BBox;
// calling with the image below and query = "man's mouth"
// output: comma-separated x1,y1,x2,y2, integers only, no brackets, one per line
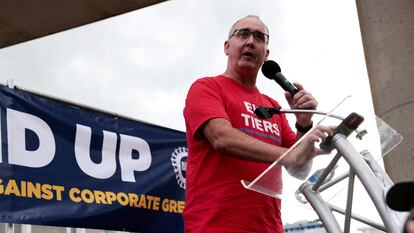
242,51,256,59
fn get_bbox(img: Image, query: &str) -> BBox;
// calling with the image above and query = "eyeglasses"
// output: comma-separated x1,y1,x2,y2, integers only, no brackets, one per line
230,28,269,43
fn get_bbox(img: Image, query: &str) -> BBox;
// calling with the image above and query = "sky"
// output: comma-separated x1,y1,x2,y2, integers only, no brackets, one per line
0,0,390,231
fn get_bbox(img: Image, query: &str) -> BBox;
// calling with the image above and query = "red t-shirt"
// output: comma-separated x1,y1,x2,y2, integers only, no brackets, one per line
183,75,296,233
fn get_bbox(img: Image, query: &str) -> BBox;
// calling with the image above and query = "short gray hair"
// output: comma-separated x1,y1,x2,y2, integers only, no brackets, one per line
227,15,269,39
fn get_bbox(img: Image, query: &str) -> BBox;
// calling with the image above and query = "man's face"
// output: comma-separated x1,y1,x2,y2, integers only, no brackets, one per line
224,17,270,74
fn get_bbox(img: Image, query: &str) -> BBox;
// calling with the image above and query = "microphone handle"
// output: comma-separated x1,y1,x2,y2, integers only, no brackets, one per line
274,73,299,96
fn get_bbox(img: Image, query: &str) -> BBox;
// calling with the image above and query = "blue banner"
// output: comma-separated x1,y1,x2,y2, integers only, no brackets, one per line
0,84,187,232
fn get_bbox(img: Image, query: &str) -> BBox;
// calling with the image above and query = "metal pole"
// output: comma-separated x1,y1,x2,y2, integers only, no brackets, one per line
300,183,342,233
319,171,349,192
329,205,386,231
332,134,399,233
5,223,14,233
312,153,342,191
344,170,355,233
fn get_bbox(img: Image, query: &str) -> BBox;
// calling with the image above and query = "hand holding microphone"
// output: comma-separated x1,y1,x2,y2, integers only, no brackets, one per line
261,60,317,110
261,60,317,128
261,60,299,96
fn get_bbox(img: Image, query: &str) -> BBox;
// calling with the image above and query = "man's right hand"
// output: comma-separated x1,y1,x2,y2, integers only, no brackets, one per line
282,125,334,167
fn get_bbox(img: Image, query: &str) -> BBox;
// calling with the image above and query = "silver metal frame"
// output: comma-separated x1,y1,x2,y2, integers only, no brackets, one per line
299,134,399,233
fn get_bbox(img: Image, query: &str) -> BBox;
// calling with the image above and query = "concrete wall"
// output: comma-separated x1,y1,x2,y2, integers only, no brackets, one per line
356,0,414,182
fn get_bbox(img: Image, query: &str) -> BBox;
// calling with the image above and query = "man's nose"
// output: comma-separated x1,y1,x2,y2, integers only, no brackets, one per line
246,33,255,45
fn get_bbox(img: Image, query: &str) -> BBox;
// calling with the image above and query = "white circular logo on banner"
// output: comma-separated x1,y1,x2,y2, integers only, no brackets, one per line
171,147,187,189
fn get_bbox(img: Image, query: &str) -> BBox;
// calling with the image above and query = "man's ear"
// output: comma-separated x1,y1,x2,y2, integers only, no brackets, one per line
264,48,269,61
224,40,229,55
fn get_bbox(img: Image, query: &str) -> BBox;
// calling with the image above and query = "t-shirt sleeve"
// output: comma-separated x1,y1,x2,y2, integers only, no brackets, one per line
183,78,230,139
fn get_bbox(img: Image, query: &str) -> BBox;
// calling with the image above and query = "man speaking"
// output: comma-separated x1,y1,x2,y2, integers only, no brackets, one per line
183,15,332,233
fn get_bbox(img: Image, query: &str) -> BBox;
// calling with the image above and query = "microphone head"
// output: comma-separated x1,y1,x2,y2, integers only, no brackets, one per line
386,181,414,211
254,106,273,119
261,60,281,80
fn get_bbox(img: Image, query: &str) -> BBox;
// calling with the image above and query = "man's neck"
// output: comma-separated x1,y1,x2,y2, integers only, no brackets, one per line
223,69,257,88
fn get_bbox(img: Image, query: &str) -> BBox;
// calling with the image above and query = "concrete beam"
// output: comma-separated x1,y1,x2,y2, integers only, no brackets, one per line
0,0,167,49
356,0,414,182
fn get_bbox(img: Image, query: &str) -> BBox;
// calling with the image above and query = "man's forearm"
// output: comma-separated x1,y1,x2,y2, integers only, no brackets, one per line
203,118,289,164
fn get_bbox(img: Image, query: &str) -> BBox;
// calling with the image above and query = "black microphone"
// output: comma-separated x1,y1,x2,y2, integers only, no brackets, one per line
254,106,281,119
386,181,414,211
261,60,298,96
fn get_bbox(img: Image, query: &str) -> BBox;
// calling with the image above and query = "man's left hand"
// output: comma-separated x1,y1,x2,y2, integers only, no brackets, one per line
284,82,317,126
